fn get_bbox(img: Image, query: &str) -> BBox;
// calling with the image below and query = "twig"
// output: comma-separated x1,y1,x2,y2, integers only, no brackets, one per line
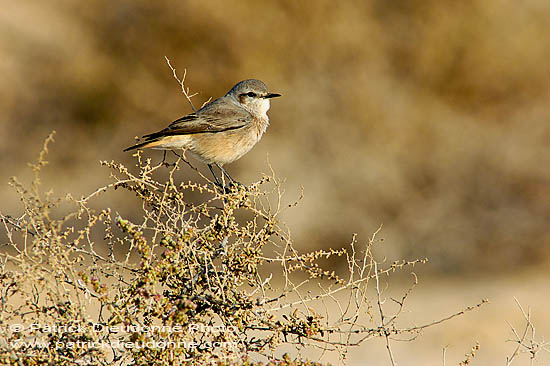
505,297,550,365
442,344,449,366
459,342,480,366
164,56,198,113
405,299,489,333
374,260,396,366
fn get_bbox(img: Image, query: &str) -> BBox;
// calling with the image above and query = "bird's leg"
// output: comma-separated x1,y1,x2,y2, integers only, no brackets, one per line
208,164,223,187
161,150,183,168
160,150,168,165
171,150,183,159
216,163,244,189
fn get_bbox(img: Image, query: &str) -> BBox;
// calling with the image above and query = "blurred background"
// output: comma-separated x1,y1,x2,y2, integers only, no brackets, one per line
1,1,549,364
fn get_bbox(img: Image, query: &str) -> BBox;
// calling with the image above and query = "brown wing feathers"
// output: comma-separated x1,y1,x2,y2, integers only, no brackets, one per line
124,97,252,152
123,112,248,152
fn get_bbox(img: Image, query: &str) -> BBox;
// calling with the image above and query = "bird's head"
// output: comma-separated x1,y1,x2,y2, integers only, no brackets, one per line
227,79,281,116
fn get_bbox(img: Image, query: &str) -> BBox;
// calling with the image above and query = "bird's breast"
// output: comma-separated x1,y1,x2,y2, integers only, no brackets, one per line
189,117,268,165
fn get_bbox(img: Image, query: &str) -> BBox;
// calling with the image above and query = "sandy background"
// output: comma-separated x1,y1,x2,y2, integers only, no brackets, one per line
1,1,549,364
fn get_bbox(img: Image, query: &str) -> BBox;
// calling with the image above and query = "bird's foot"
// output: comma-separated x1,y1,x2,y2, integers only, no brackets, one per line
215,180,247,194
162,161,177,168
229,180,246,190
160,151,177,167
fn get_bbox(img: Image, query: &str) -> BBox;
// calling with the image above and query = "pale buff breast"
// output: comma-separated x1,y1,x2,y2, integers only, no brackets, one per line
188,120,267,165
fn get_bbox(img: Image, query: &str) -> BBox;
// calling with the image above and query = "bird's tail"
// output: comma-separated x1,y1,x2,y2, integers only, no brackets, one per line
123,139,163,152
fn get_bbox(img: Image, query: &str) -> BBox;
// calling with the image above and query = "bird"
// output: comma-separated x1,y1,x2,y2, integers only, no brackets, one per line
124,79,281,187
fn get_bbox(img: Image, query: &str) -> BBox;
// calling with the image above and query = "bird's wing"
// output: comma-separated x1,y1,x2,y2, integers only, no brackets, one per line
142,97,251,140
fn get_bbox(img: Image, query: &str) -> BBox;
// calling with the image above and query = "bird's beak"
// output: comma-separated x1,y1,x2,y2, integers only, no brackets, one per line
264,93,282,99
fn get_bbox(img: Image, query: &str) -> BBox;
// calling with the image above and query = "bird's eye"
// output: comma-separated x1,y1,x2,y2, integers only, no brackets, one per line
246,92,257,97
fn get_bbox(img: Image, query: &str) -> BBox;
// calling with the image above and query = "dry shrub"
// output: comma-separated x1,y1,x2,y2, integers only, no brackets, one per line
0,133,488,365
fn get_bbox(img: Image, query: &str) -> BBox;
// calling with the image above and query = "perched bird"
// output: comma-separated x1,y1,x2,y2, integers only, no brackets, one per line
124,79,280,186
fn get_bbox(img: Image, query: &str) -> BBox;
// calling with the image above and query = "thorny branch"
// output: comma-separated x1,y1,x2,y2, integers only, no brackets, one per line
505,298,550,365
165,56,211,112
